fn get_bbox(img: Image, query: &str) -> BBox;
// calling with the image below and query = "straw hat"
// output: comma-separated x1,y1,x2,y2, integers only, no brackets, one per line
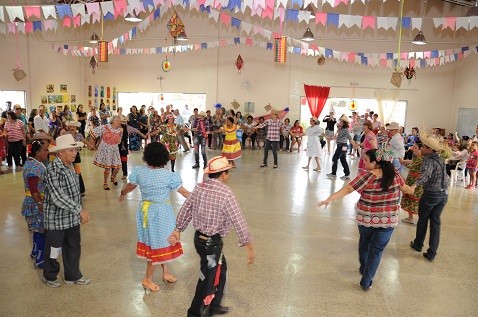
339,114,349,122
198,111,206,117
386,122,400,130
310,116,318,123
419,131,446,152
49,134,84,153
65,120,81,127
204,156,233,174
31,132,52,141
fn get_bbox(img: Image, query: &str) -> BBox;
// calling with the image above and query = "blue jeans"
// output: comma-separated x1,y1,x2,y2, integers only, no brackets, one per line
413,191,448,259
358,225,394,289
392,158,403,173
331,143,350,176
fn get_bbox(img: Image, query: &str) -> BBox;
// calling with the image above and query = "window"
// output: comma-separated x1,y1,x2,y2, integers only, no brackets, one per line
117,92,206,115
0,91,27,112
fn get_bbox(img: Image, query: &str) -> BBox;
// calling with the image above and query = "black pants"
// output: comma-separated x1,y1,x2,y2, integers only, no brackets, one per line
188,231,227,317
280,135,290,151
43,225,83,282
7,140,22,167
331,143,350,176
21,143,27,165
263,140,279,166
242,133,256,149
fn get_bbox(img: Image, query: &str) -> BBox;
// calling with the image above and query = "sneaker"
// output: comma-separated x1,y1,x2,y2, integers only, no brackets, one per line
423,252,434,262
34,261,44,269
409,241,422,252
64,277,91,285
340,175,351,180
42,277,61,288
326,173,336,178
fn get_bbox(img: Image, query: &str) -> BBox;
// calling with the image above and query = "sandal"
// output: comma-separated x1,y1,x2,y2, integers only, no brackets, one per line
162,275,177,284
111,181,118,186
401,218,414,224
103,185,110,190
141,279,160,292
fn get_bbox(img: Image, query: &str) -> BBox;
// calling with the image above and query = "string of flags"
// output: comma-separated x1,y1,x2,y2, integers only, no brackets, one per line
0,0,477,34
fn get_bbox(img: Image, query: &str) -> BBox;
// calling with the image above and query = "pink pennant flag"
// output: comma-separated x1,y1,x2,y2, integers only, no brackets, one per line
246,38,253,46
400,52,407,59
409,60,415,67
348,53,355,63
124,32,130,41
362,16,376,30
262,7,273,19
315,12,327,26
24,6,41,19
114,0,128,17
219,13,231,25
335,0,349,5
380,59,388,68
7,23,15,34
63,17,72,28
25,22,33,33
219,39,228,46
252,6,263,17
266,0,274,8
198,0,206,6
86,3,101,23
457,52,463,60
443,17,456,30
73,15,81,27
309,44,318,51
424,51,431,58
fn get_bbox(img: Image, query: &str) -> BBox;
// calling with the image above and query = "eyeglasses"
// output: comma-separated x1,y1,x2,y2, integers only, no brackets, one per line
32,140,45,145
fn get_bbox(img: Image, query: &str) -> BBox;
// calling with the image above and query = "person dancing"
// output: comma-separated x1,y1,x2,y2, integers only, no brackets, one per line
221,117,242,167
118,142,189,292
150,114,179,172
89,116,123,190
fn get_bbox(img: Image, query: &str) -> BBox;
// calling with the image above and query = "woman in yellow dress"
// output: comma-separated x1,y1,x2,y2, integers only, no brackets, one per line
221,117,242,167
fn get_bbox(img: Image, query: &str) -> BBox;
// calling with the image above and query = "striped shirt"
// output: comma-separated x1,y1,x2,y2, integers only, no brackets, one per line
349,171,405,228
4,119,25,142
176,178,252,246
44,157,83,230
336,127,353,144
415,152,449,192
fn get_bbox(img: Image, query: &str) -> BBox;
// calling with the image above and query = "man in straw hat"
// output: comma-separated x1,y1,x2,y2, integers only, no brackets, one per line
409,132,449,262
257,110,285,168
385,122,405,173
326,114,356,180
170,156,255,317
191,111,211,169
42,134,90,287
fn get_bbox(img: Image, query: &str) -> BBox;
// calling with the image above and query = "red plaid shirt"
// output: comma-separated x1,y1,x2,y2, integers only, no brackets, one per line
349,171,404,228
257,119,285,141
176,179,252,246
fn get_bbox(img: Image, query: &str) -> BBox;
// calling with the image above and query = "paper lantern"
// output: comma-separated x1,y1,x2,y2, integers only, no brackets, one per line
98,41,108,62
274,37,287,63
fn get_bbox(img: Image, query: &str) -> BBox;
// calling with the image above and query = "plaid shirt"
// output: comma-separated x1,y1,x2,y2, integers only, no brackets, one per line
257,119,284,141
415,152,449,192
336,127,353,144
44,157,83,230
349,171,405,228
176,179,252,246
191,117,212,138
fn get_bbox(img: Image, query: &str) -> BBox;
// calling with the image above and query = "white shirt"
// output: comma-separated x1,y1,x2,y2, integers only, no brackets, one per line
387,133,405,159
34,114,49,134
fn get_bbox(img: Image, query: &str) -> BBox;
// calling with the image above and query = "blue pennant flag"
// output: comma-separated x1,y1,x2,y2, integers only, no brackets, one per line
226,0,241,12
266,43,273,50
387,53,393,60
104,12,115,20
56,5,73,19
327,13,339,27
285,9,299,22
199,5,210,13
234,37,241,44
293,47,301,54
156,47,161,54
431,50,439,58
132,27,137,38
420,59,426,68
292,0,303,7
143,0,154,10
201,43,207,49
183,0,190,6
401,17,411,29
154,9,160,20
361,56,368,65
325,49,333,58
462,46,469,52
231,17,241,30
120,48,126,55
33,21,42,32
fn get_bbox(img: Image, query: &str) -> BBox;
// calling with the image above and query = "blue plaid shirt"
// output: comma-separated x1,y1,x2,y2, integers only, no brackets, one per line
44,157,83,230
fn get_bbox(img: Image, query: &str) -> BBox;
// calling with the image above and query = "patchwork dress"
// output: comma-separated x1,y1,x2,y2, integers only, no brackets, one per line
160,124,179,160
91,124,122,169
129,166,184,264
401,156,424,215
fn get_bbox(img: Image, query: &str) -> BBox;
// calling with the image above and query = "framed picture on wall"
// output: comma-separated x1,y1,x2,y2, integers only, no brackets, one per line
62,95,70,103
71,95,76,103
60,84,68,93
244,102,254,113
71,104,77,112
46,84,54,93
41,96,47,104
49,105,55,113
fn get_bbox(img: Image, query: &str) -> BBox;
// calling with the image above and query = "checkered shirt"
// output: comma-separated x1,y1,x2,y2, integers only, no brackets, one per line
257,119,285,141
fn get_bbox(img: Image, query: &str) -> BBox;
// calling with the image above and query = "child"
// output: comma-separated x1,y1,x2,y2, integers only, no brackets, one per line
466,141,478,190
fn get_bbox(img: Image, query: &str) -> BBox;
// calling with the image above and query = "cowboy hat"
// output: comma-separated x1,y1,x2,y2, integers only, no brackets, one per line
31,132,52,141
386,122,400,130
339,114,349,122
49,134,83,153
198,111,206,117
204,156,233,174
65,120,81,127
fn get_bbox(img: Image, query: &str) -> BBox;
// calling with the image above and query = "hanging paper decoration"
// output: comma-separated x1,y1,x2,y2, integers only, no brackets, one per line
167,11,185,41
235,55,244,73
160,94,164,101
274,37,287,63
162,57,171,72
107,86,110,98
88,85,92,97
94,85,98,97
349,100,358,111
97,40,108,62
317,54,325,65
231,100,240,109
89,56,98,74
113,87,116,100
404,65,416,83
390,71,402,88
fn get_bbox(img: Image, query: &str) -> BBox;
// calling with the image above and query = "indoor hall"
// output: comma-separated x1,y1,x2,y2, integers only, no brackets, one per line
0,149,477,316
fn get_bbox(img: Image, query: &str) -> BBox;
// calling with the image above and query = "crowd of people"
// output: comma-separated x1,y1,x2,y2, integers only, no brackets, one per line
2,99,478,316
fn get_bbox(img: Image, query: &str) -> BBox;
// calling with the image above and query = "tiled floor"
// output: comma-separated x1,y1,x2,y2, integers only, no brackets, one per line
1,147,477,316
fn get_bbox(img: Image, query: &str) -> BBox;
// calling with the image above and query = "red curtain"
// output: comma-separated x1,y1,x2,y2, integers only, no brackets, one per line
304,84,330,118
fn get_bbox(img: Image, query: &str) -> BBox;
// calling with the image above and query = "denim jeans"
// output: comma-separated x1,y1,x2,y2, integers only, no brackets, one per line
358,225,394,289
331,143,350,176
413,191,448,259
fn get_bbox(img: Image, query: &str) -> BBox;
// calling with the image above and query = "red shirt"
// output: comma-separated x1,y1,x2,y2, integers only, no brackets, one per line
349,171,404,228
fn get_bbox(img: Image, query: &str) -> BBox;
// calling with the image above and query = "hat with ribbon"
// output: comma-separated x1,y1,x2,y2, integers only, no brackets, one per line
204,156,233,174
65,120,81,127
